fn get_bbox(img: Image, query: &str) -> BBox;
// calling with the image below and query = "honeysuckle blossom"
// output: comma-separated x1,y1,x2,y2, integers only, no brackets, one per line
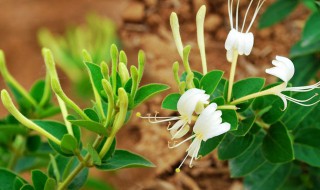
170,103,230,171
266,56,320,109
137,88,210,139
225,0,265,62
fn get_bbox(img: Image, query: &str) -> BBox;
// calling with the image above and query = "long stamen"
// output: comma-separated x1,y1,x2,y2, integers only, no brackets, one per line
175,153,189,173
168,134,196,148
236,0,240,31
284,81,320,92
284,94,320,106
241,0,254,32
246,0,265,33
136,112,180,123
171,123,187,139
284,94,319,103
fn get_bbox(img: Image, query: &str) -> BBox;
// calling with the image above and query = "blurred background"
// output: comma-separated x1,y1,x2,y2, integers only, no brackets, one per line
0,0,312,189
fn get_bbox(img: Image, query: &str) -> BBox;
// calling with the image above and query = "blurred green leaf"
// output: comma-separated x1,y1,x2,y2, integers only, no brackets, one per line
26,135,42,152
221,110,238,131
87,143,101,166
84,178,114,190
61,134,78,153
67,116,106,136
290,40,320,58
84,108,100,122
301,12,320,47
85,62,104,96
290,55,320,86
0,168,27,190
259,0,298,28
231,113,255,136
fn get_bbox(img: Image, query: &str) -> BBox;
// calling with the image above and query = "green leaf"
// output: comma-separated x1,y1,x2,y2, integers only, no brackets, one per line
161,93,181,111
231,113,255,136
67,116,107,136
229,131,266,177
20,185,34,190
290,55,320,86
232,78,265,110
200,70,224,95
198,134,225,157
84,178,115,190
30,80,50,105
294,128,320,167
301,12,320,47
26,135,42,152
33,120,81,157
44,178,56,190
262,122,294,163
0,168,27,190
180,71,203,82
290,40,320,58
221,110,238,131
134,84,169,108
61,134,78,153
32,170,48,190
84,108,100,122
282,88,320,130
48,155,88,190
100,138,116,162
218,133,254,160
244,162,293,190
96,150,155,171
259,0,298,28
87,143,102,166
211,78,227,99
85,62,104,96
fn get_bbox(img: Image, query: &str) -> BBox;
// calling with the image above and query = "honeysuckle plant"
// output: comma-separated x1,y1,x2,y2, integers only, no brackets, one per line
38,14,119,98
0,45,169,189
138,3,320,190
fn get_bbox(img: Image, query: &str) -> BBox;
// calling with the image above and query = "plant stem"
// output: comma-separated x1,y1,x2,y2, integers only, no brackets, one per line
98,135,115,158
227,51,239,102
58,136,103,190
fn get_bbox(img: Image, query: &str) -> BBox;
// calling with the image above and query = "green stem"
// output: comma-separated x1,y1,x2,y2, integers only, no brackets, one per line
217,105,238,110
1,90,61,145
227,51,239,102
230,83,285,105
98,135,115,158
58,136,103,190
0,51,38,107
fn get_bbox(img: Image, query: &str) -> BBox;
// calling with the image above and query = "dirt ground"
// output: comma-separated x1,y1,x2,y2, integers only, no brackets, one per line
0,0,310,189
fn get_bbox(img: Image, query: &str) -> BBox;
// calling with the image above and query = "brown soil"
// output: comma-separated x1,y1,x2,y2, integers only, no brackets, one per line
0,0,310,189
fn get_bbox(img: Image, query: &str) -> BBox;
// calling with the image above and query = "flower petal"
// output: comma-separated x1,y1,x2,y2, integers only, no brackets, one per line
265,67,290,83
244,32,254,55
204,122,231,141
225,29,238,50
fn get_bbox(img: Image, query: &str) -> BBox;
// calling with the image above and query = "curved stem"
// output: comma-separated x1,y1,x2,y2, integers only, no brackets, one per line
227,51,239,102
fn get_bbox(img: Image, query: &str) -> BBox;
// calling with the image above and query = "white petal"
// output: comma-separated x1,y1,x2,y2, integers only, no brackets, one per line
276,56,295,75
177,88,209,120
203,122,231,141
227,50,234,62
168,119,185,130
237,33,246,55
265,67,290,83
171,124,190,139
187,138,202,157
193,103,218,134
225,29,238,50
278,93,288,110
244,32,254,55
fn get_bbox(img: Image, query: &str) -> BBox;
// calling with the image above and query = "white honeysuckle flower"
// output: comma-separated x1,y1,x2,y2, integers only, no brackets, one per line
137,88,210,139
171,103,231,172
266,56,320,109
225,0,265,62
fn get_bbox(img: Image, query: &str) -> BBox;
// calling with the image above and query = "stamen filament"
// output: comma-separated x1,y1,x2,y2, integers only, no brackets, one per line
236,0,240,31
241,0,254,32
168,134,196,148
284,94,319,103
246,0,265,33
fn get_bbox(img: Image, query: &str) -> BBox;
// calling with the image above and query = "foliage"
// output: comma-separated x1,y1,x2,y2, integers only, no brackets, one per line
0,44,168,189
